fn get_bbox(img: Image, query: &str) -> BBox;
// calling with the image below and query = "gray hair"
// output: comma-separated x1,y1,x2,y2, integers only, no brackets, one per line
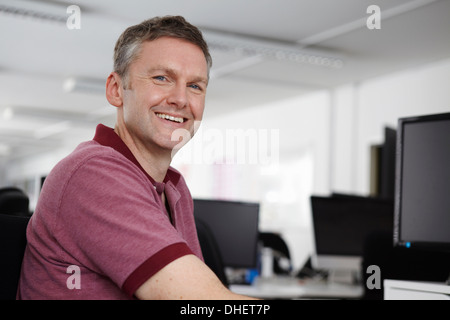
113,15,212,88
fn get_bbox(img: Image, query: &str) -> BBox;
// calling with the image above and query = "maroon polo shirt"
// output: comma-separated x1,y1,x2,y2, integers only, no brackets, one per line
17,124,202,299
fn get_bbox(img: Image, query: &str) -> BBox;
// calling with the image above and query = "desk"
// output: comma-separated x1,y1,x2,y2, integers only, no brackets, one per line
230,277,364,299
384,280,450,300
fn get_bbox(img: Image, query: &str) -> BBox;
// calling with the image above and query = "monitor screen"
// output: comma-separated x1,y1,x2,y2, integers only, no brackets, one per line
311,195,394,271
394,112,450,251
193,199,260,269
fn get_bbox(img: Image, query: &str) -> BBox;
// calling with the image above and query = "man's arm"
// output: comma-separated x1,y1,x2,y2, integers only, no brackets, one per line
135,254,256,300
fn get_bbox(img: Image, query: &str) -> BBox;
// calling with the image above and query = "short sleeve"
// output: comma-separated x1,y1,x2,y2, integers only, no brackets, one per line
55,151,193,295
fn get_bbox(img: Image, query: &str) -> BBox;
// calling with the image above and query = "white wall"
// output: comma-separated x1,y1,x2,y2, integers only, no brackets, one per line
355,58,450,194
331,57,450,195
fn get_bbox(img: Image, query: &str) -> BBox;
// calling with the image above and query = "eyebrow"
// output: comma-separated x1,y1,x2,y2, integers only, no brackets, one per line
146,66,208,85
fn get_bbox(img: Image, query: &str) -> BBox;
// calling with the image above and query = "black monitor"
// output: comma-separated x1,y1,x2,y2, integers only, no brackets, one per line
380,127,397,200
311,195,394,272
370,127,396,200
394,112,450,252
193,199,260,269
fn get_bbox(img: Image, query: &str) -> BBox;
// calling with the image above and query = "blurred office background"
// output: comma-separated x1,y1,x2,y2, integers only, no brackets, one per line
0,0,449,271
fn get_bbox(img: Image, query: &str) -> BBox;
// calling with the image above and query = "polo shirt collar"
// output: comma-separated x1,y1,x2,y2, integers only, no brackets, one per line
93,124,166,194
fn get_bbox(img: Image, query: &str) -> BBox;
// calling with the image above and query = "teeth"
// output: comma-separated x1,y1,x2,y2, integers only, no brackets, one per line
156,113,184,123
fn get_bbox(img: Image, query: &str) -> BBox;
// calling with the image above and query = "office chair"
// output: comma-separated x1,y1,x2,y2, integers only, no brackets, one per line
195,218,229,287
0,187,30,217
258,232,292,275
0,214,30,300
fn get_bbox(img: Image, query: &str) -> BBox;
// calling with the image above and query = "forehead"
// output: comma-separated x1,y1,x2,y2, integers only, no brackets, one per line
133,37,208,76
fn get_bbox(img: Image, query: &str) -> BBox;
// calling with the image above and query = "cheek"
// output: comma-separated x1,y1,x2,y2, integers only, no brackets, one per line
123,91,153,119
191,97,206,120
121,99,150,130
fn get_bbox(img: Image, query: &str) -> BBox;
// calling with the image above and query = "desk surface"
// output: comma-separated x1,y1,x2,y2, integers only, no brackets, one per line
230,277,364,299
384,280,450,294
384,279,450,300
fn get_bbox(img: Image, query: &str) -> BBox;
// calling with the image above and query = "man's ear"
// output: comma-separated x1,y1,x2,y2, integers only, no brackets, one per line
106,72,124,107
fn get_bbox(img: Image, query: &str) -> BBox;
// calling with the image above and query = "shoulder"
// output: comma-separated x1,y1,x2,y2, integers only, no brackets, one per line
61,140,127,166
56,140,144,179
43,141,151,205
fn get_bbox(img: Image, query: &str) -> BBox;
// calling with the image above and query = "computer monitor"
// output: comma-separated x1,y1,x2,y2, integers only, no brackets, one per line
380,127,397,200
310,195,394,274
394,112,450,252
193,199,260,269
370,127,396,200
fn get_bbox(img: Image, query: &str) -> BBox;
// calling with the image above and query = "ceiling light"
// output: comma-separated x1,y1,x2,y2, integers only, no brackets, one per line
0,0,68,25
34,120,71,139
0,143,11,156
203,30,344,69
63,77,105,94
1,107,14,120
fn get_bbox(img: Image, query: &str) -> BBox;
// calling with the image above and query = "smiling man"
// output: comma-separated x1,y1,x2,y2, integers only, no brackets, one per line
17,16,253,300
108,36,207,183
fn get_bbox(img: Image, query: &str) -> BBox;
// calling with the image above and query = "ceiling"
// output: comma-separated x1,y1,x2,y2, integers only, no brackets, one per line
0,0,449,161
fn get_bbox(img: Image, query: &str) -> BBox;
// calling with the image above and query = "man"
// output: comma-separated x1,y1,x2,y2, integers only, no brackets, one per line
17,16,252,300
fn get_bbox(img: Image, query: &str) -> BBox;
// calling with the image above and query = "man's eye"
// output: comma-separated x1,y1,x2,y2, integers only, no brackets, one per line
189,84,202,90
153,76,166,81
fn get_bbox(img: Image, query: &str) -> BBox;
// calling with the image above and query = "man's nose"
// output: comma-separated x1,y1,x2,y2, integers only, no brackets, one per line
167,83,188,109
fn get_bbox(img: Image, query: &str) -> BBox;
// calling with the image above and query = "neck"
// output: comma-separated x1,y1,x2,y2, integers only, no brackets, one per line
113,125,172,183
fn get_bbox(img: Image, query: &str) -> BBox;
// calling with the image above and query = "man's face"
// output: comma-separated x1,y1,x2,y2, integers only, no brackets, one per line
119,37,208,155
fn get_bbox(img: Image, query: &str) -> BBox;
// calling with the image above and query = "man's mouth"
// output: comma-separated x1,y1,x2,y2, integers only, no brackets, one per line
156,113,185,124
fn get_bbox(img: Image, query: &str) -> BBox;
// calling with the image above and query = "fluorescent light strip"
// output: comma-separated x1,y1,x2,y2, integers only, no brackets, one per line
205,31,344,69
0,3,66,24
